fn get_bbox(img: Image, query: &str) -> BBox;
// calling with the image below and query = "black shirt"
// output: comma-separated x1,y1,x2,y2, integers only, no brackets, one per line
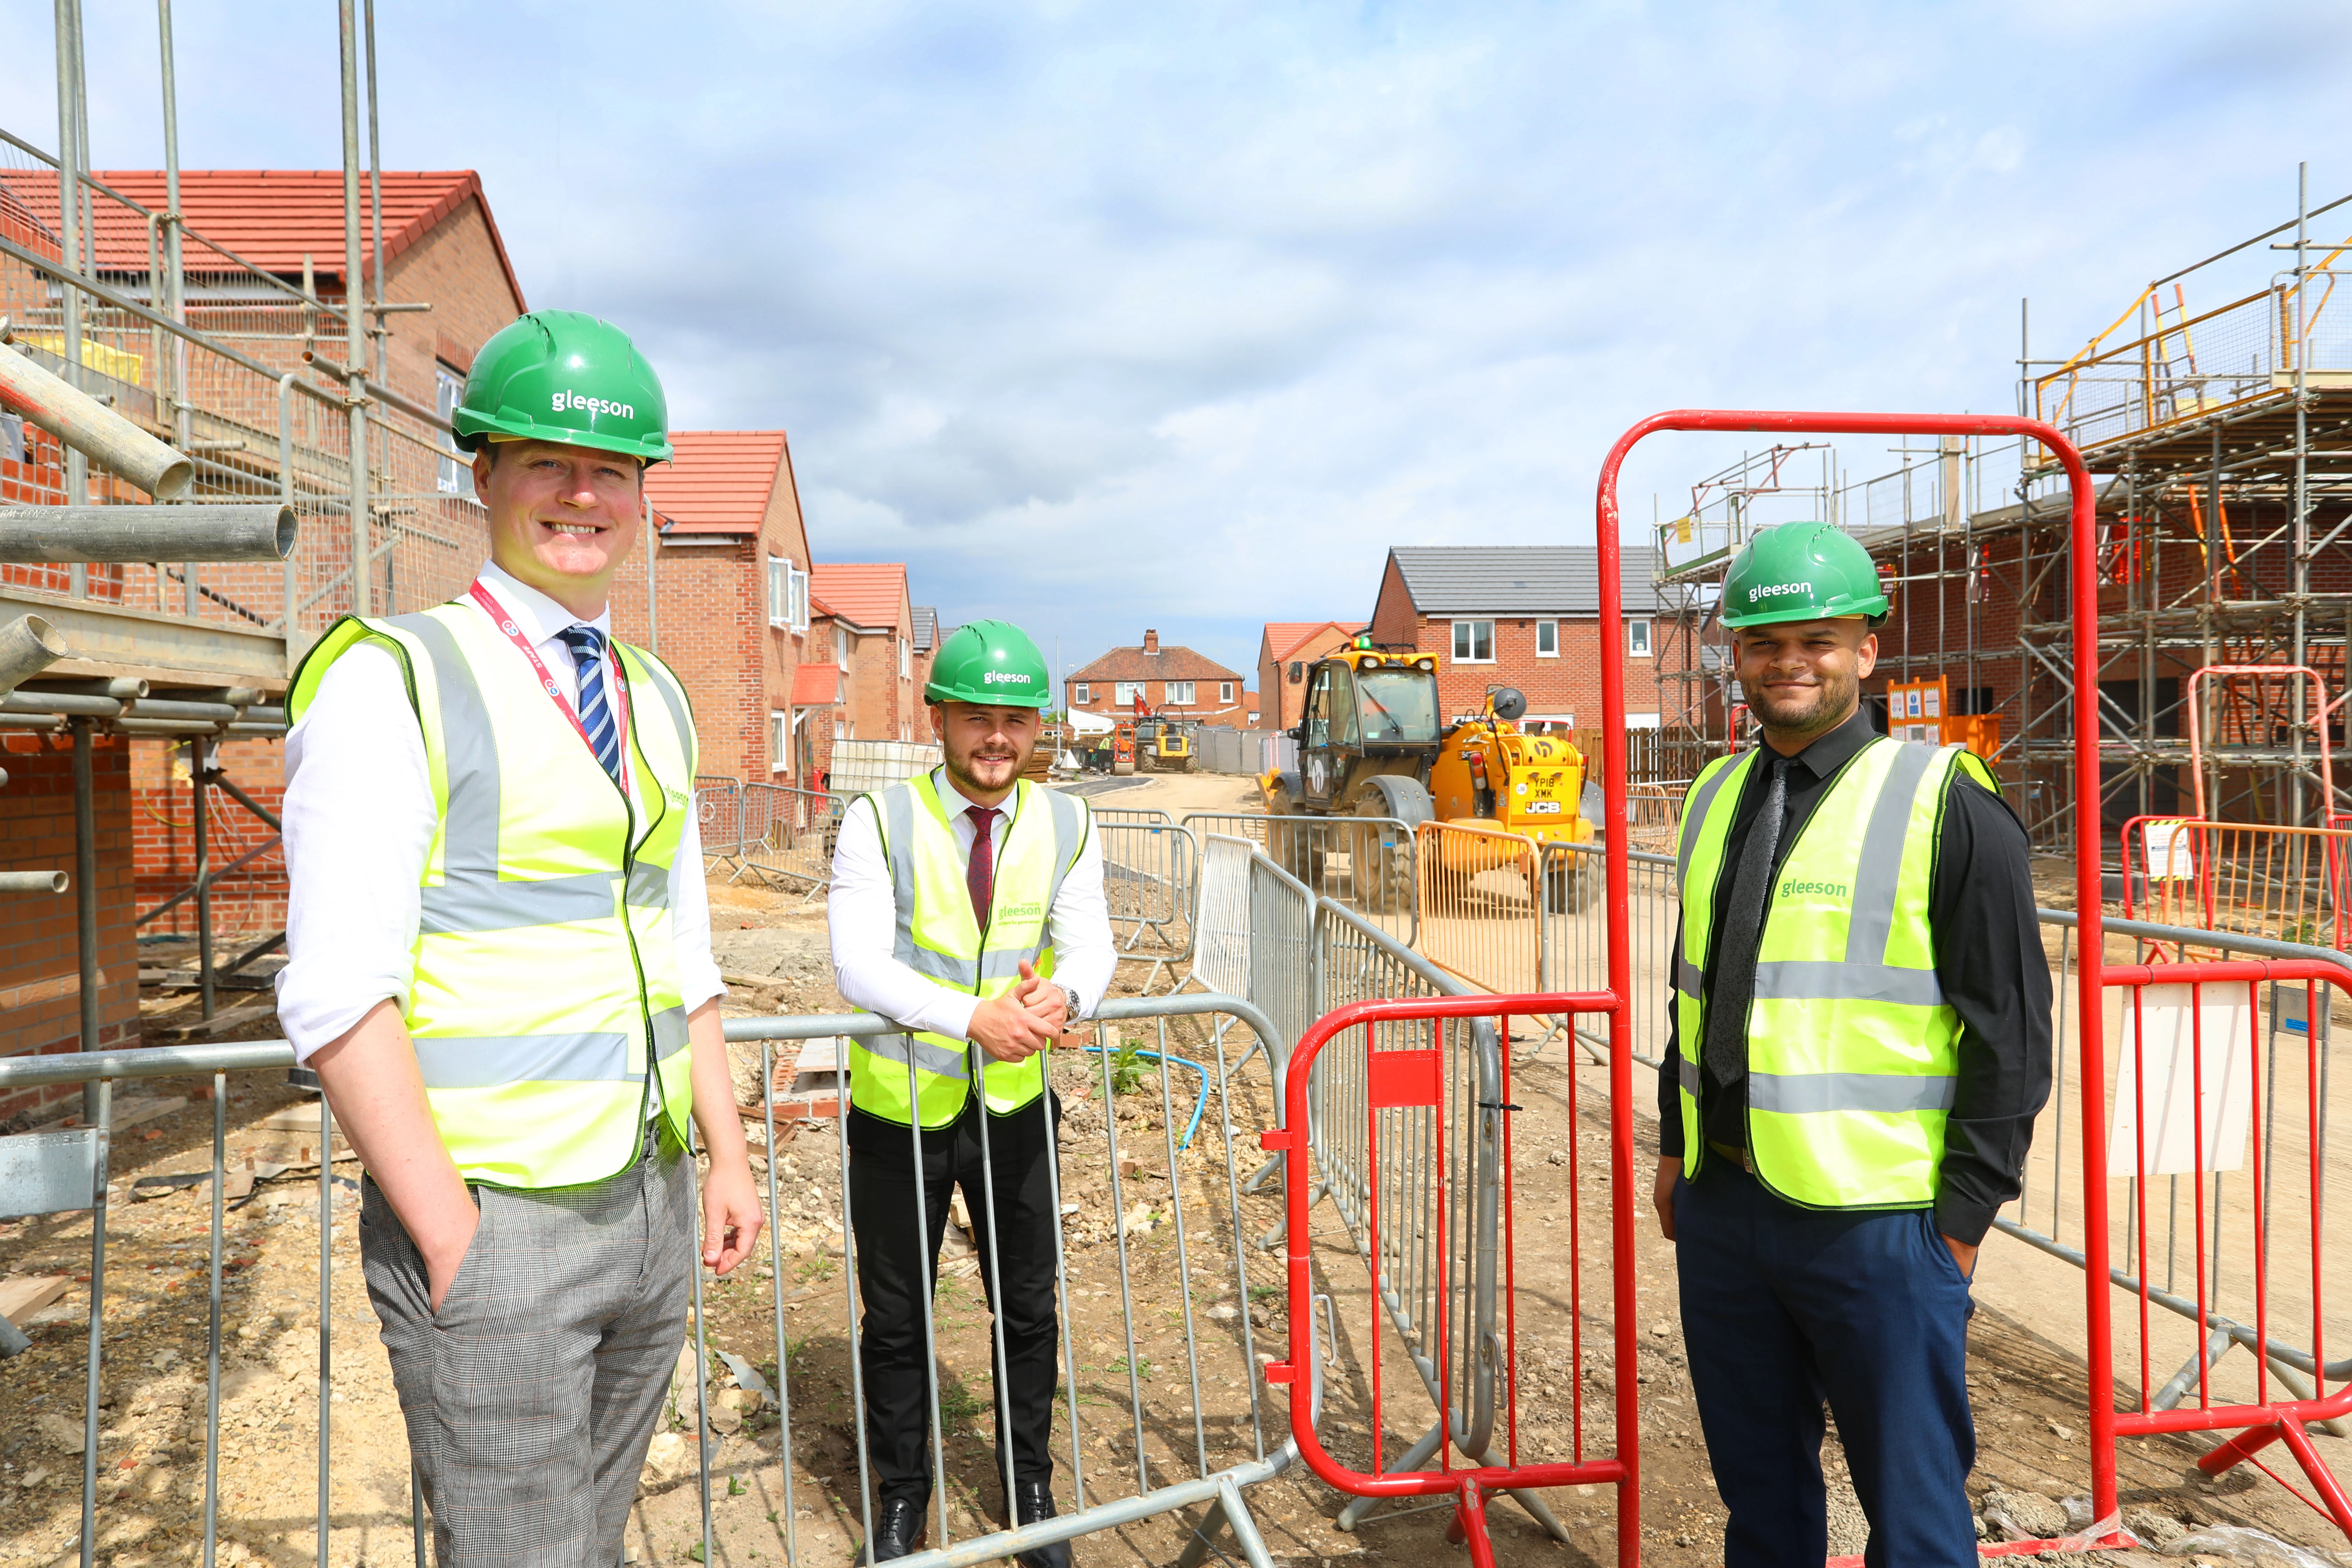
1655,705,2053,1245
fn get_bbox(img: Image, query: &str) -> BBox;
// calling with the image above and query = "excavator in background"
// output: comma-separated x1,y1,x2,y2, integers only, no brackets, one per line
1258,638,1600,909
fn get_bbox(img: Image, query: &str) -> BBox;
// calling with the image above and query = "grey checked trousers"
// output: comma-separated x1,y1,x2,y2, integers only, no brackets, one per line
359,1124,694,1568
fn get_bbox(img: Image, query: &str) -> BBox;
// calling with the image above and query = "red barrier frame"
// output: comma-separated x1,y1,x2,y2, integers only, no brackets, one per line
1598,412,2143,1555
1261,990,1629,1567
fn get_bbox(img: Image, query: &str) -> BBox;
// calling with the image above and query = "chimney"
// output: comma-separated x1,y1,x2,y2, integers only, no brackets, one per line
1143,629,1160,654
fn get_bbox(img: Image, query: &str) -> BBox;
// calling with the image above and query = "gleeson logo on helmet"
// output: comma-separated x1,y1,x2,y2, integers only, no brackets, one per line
1748,580,1811,602
981,671,1032,685
551,389,635,420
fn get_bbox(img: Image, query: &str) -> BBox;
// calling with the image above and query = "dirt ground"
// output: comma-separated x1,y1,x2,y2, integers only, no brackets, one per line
4,804,2351,1566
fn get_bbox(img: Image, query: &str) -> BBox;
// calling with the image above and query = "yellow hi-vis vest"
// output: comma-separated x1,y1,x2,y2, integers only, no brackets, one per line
1674,736,1997,1209
286,602,699,1189
850,772,1090,1130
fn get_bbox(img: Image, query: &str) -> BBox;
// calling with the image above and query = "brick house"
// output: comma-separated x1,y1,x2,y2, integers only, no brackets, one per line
810,565,921,743
911,606,939,741
0,169,530,938
1257,621,1365,732
1066,630,1247,722
1365,547,1672,729
612,429,830,788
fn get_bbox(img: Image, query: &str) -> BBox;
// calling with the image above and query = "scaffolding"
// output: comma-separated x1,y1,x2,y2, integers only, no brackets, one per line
1,0,480,1100
1654,170,2352,865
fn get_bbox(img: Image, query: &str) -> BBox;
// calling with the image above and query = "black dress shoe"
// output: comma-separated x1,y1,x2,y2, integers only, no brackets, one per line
1010,1479,1072,1568
867,1496,926,1562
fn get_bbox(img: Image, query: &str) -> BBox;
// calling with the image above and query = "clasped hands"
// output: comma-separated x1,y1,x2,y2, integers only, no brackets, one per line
968,959,1069,1063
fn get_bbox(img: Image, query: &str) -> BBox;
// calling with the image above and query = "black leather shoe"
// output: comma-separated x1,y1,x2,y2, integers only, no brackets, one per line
867,1496,926,1562
1010,1479,1072,1568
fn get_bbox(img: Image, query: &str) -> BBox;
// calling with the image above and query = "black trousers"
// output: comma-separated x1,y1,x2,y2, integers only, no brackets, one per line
847,1093,1062,1505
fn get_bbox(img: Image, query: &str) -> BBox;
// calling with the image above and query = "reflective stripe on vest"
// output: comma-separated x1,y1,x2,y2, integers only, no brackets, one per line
849,772,1087,1129
1674,736,1994,1209
286,602,700,1188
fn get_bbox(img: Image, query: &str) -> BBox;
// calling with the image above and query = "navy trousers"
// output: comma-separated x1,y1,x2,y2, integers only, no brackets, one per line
1673,1162,1978,1568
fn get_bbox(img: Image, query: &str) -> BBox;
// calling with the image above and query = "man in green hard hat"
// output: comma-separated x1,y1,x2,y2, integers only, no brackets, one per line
827,620,1111,1564
280,310,764,1566
1650,522,2050,1566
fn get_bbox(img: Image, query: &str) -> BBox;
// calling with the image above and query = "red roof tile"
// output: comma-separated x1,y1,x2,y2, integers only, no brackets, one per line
791,663,844,706
0,168,524,310
643,430,790,536
809,565,908,632
1264,620,1365,663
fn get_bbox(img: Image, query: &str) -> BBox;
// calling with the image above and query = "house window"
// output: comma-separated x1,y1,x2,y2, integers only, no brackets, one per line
1535,620,1558,657
769,709,790,774
1114,681,1143,707
435,365,472,497
1167,680,1195,705
1451,620,1494,663
1220,681,1235,702
1074,683,1091,705
1627,618,1653,658
899,637,910,678
767,557,809,630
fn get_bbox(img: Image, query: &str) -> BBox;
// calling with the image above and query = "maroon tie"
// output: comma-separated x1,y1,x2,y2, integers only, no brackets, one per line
966,805,999,929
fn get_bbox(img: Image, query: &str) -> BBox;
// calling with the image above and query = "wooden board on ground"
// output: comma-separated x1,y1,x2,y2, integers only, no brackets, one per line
165,999,274,1040
0,1275,71,1322
261,1105,334,1132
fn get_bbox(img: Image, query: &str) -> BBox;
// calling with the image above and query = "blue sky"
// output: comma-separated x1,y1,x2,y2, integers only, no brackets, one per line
8,1,2349,684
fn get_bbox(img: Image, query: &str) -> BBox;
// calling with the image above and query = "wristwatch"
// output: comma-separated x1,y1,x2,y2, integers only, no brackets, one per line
1056,983,1082,1025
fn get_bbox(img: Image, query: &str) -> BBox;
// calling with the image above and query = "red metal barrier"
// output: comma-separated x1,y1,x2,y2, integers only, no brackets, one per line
1260,990,1631,1568
2099,959,2352,1534
1597,411,2146,1558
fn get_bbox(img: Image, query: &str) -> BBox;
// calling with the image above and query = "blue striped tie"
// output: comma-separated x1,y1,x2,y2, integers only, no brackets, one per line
557,625,623,782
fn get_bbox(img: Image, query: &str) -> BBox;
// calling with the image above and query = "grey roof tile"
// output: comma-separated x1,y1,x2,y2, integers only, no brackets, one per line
1387,545,1666,616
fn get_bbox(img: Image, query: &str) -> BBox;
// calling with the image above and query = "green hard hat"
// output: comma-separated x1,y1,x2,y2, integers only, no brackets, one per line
1720,522,1889,628
451,310,673,463
924,620,1052,708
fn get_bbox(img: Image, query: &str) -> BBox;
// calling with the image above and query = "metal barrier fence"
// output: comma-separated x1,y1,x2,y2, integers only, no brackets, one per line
1993,912,2352,1530
1266,990,1634,1566
695,774,744,872
2122,816,2351,954
1185,812,1418,946
0,994,1312,1568
1415,821,1544,995
735,781,837,896
1097,821,1198,992
1539,843,1678,1069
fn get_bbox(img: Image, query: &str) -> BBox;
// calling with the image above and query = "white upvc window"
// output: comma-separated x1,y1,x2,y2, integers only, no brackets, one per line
1627,618,1653,658
1452,620,1494,663
766,557,809,630
769,709,790,774
899,637,911,678
1074,682,1091,705
1220,681,1235,702
1114,681,1143,706
435,365,473,497
1535,620,1559,657
1167,680,1195,705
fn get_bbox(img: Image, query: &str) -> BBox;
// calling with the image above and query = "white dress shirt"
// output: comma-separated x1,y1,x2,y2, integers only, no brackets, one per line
274,559,725,1068
828,767,1113,1041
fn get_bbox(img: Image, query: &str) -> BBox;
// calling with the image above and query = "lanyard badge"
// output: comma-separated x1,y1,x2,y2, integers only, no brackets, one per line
467,580,634,794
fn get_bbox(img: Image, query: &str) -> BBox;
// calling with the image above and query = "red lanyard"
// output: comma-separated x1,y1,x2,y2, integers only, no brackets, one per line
467,580,632,793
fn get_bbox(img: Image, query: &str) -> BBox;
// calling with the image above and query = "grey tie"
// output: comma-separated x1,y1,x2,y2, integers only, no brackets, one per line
1703,754,1788,1091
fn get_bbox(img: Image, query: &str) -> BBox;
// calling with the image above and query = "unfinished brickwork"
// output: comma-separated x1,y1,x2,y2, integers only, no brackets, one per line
0,737,138,1125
